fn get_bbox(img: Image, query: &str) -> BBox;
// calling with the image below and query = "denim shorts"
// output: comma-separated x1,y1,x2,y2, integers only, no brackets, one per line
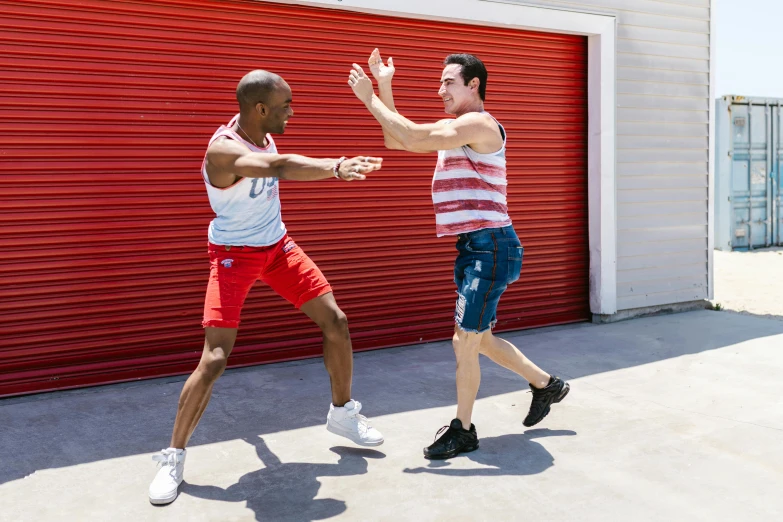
453,225,523,333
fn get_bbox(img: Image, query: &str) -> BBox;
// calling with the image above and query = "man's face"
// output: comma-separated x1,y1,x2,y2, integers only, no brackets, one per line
438,64,477,115
258,82,294,134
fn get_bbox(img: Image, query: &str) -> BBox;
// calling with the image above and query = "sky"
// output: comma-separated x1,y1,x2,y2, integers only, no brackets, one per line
715,0,783,98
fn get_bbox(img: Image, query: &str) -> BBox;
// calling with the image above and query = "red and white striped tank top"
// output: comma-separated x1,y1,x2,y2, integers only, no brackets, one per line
431,112,511,237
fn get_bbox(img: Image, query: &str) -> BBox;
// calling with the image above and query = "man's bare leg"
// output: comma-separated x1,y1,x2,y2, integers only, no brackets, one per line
302,292,383,446
479,330,549,389
150,327,237,505
301,292,351,406
453,326,485,428
422,325,482,459
170,327,237,448
480,329,569,427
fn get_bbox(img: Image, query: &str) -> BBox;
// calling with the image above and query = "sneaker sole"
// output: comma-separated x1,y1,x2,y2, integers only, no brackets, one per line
149,491,179,506
554,382,570,403
326,423,384,446
424,443,479,460
523,382,570,427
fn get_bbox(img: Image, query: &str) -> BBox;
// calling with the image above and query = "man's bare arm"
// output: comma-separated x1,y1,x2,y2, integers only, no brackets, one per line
205,138,381,188
370,99,496,152
367,49,405,150
349,64,500,154
376,82,405,150
367,50,437,154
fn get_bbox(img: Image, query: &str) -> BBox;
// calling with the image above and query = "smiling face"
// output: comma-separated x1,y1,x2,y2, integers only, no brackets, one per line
438,63,481,116
258,81,294,135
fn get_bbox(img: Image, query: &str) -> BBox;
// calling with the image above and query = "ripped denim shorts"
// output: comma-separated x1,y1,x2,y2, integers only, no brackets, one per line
453,225,523,333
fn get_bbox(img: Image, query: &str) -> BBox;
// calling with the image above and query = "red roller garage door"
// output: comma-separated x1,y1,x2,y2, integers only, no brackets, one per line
0,0,589,397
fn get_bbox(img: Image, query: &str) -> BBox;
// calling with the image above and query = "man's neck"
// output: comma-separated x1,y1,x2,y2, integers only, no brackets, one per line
235,115,269,148
455,101,485,117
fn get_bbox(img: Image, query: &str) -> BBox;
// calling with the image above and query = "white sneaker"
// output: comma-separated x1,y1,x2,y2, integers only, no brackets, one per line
149,448,186,505
326,400,384,446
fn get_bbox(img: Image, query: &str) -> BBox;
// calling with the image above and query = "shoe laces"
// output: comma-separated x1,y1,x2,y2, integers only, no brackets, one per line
433,425,451,441
152,449,179,478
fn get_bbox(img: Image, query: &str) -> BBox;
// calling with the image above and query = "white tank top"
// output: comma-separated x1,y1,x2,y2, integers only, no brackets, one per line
201,114,286,247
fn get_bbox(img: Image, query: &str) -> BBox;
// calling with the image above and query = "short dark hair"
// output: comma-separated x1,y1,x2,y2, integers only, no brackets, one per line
444,54,487,101
236,69,284,111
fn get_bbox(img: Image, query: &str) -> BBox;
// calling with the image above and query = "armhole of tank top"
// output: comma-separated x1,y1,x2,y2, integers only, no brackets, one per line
204,134,245,190
463,113,505,155
486,113,507,150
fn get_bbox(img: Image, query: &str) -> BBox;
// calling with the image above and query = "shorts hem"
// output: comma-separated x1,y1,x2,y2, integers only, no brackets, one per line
202,319,240,329
455,319,494,334
295,285,333,309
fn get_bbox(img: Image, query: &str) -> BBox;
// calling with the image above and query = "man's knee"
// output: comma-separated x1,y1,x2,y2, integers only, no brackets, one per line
198,346,229,381
452,326,482,359
477,330,494,355
319,309,349,342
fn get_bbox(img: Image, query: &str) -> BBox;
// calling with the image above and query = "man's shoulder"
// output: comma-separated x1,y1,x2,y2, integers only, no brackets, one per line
455,111,497,126
206,136,253,175
451,112,503,151
208,135,250,156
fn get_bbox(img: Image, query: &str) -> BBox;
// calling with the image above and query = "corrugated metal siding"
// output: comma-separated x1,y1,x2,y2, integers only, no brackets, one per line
508,0,712,310
0,0,589,397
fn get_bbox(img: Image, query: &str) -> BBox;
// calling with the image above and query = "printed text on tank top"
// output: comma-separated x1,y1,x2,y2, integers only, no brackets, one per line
201,114,286,247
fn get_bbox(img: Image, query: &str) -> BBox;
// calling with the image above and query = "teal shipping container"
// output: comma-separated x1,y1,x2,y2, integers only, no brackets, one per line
716,95,783,250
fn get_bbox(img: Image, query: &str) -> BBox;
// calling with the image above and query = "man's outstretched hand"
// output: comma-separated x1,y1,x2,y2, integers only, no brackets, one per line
348,63,374,105
337,156,382,181
368,48,394,83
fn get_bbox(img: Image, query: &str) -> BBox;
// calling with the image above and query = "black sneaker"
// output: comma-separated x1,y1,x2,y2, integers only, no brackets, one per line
523,376,570,427
423,419,479,460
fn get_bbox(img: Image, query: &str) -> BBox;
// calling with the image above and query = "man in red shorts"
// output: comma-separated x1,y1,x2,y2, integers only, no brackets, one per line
149,70,384,506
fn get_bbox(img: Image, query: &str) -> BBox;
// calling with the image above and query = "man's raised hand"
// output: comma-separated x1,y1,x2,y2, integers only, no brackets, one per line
368,48,395,83
347,64,374,105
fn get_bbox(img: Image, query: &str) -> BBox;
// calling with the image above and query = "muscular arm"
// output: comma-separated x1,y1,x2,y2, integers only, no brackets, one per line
364,97,499,154
366,49,404,151
375,84,438,154
366,49,432,154
350,63,501,154
205,138,381,188
376,82,404,150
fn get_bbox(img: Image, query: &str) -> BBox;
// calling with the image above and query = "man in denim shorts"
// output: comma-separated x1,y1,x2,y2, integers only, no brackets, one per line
349,51,570,459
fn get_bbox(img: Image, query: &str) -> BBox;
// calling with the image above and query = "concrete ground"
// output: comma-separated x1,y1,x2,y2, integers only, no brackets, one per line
1,310,782,522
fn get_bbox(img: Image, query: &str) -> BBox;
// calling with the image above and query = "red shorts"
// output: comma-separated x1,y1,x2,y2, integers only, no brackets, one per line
202,234,332,328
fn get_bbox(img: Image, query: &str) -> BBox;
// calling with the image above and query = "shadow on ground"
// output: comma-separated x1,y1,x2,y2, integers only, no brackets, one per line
1,309,781,489
403,428,576,477
178,437,384,522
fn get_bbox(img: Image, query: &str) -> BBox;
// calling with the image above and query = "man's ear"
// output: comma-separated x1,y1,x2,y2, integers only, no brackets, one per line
469,77,480,92
256,102,266,116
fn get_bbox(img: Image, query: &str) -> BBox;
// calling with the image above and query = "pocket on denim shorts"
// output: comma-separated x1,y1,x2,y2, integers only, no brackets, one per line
465,234,495,254
507,245,523,284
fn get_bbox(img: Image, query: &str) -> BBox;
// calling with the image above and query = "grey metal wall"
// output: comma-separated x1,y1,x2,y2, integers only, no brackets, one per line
508,0,711,310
